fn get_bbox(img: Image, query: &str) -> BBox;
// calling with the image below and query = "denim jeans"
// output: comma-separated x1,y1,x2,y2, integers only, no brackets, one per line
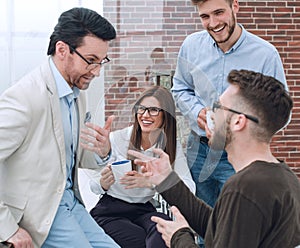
187,132,235,247
42,198,119,248
187,132,235,207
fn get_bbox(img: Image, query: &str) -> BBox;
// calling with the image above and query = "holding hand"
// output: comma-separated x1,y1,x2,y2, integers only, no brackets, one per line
197,108,213,141
151,206,190,247
80,115,114,158
120,170,152,189
100,165,115,191
197,108,207,130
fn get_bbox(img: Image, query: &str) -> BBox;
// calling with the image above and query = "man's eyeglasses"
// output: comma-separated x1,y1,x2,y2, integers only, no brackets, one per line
134,105,163,116
212,101,259,124
68,45,110,71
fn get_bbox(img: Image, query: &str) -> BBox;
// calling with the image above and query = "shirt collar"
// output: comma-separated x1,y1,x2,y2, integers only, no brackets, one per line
49,57,80,100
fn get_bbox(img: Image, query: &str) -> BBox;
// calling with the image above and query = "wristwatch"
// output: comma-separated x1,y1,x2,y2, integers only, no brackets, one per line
100,149,111,162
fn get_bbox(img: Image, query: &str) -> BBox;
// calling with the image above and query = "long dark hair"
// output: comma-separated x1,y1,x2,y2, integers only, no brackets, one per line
128,86,177,168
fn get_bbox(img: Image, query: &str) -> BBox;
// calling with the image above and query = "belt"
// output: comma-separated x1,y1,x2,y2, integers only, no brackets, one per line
191,130,209,144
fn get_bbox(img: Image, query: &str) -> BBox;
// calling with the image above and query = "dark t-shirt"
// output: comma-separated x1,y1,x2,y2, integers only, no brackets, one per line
158,161,300,248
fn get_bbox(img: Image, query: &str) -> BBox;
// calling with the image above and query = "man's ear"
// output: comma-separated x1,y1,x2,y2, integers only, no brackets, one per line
232,0,240,14
55,41,69,59
232,114,247,131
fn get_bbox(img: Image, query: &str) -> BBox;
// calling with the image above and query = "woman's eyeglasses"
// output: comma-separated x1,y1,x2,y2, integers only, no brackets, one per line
134,105,163,116
212,101,259,124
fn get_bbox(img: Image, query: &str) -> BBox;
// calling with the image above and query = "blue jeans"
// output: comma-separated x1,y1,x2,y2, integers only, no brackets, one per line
42,197,119,248
187,132,235,207
187,132,235,247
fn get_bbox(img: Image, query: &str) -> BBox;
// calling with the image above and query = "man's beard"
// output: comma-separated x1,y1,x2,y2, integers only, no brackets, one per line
209,11,236,45
210,115,233,151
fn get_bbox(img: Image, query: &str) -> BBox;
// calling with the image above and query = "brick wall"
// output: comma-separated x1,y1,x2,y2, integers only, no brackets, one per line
238,1,300,177
103,0,300,177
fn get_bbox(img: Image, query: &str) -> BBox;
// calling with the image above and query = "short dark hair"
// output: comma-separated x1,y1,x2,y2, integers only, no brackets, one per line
47,7,116,55
227,69,293,141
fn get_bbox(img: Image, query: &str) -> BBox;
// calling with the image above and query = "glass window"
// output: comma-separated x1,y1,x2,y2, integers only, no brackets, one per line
0,0,103,94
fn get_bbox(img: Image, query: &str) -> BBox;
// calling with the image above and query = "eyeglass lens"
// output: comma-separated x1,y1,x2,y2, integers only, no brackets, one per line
136,106,161,116
69,45,110,70
86,57,110,70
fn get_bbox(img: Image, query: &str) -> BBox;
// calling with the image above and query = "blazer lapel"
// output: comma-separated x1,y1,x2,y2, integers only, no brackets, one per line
43,59,66,175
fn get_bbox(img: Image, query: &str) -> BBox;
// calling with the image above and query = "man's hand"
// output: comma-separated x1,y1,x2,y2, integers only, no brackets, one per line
127,148,172,186
197,108,207,130
197,108,213,140
80,115,114,157
7,227,34,248
100,165,115,191
151,206,190,247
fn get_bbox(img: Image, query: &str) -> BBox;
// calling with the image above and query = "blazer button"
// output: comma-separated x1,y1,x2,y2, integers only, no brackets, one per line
57,188,63,194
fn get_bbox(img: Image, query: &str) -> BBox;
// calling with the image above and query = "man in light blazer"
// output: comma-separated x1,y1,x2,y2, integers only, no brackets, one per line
0,8,120,248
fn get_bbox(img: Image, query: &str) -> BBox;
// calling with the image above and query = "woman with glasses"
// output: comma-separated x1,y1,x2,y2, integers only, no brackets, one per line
89,86,195,248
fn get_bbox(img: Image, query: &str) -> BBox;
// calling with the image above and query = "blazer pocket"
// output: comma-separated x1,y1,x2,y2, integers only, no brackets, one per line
1,193,27,223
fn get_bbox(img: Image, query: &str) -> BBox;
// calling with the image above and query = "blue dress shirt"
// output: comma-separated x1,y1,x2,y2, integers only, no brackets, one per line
172,24,288,136
49,58,80,206
43,59,119,248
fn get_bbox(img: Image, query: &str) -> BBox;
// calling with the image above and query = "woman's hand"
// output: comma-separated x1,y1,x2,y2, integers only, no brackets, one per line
119,170,152,189
100,165,115,191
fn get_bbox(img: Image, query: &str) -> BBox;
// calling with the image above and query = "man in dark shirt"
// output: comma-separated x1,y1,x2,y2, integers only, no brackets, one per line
129,69,300,248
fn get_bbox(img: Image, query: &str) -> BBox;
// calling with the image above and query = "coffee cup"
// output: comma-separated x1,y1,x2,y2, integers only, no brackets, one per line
111,160,132,181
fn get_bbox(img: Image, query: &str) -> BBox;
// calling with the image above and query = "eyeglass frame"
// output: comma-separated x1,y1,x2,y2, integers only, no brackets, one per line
212,101,259,124
134,105,163,116
68,45,110,70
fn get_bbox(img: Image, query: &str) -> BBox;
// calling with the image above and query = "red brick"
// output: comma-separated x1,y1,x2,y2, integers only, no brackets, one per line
103,0,300,178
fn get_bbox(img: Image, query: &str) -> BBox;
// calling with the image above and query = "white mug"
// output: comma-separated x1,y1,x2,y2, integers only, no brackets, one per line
111,160,132,181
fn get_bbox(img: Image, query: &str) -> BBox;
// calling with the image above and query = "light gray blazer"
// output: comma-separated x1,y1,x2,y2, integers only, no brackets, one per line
0,58,100,247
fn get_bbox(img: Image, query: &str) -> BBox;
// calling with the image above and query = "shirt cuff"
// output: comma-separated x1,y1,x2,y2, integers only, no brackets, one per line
171,227,198,247
89,179,106,195
95,149,111,164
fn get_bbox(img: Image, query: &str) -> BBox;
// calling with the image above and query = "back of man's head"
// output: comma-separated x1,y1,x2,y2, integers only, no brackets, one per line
227,69,293,142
